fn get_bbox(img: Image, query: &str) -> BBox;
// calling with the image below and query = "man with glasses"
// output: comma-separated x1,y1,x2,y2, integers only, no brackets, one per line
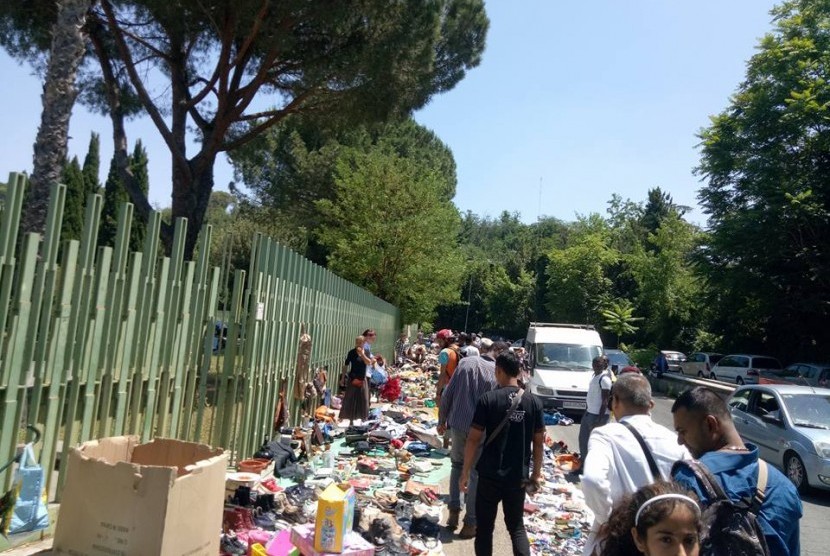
581,374,691,555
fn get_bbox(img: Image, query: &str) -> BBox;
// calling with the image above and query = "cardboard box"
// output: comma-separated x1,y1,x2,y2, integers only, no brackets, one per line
290,524,374,556
313,483,356,553
53,435,227,556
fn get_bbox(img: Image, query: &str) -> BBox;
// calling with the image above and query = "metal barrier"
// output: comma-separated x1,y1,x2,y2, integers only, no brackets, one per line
0,172,402,498
652,372,737,396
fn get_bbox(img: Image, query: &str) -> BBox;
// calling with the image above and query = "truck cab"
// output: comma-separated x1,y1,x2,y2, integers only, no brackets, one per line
525,323,603,413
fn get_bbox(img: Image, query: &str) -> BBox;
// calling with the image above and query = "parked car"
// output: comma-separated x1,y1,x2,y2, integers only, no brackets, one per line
776,363,830,387
727,384,830,492
659,350,687,373
709,354,782,385
759,366,807,386
604,348,639,374
682,352,723,378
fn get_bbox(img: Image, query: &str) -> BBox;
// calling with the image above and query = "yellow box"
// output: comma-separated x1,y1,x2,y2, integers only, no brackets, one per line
314,483,356,553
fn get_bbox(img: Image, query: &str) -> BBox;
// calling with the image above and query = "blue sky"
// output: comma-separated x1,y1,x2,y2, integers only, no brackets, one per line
0,0,779,226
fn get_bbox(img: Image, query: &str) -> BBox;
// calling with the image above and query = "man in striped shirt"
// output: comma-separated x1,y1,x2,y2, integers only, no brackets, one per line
438,339,506,538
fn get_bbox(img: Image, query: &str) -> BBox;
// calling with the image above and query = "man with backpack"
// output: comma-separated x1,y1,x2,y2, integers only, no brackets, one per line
581,374,691,555
671,387,802,556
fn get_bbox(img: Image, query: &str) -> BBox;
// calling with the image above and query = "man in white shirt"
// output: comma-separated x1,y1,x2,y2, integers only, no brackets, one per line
581,373,691,556
577,355,613,473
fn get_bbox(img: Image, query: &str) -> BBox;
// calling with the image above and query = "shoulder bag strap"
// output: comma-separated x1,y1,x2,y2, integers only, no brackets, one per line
620,420,661,480
485,389,524,447
751,459,769,513
672,459,729,501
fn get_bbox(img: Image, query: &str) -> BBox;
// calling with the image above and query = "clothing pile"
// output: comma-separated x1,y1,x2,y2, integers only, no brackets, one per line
220,364,452,556
523,442,593,556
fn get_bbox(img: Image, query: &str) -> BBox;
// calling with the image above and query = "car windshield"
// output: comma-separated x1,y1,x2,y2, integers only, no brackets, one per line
782,394,830,429
535,343,601,371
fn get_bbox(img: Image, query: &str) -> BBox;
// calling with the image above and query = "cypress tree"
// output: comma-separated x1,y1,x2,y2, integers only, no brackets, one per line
61,157,85,241
81,132,101,197
129,141,149,252
98,153,124,247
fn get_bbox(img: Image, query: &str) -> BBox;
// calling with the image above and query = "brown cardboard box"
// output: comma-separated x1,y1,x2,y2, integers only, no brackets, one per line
53,436,228,556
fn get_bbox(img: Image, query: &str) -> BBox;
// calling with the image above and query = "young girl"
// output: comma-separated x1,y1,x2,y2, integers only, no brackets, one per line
597,480,701,556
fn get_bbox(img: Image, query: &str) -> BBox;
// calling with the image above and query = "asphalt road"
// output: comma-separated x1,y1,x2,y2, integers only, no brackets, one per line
441,393,829,556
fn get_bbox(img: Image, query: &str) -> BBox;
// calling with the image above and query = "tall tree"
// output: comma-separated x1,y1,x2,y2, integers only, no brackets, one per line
232,116,458,264
2,0,488,256
18,0,93,235
128,140,149,252
81,132,101,197
315,142,463,323
61,156,86,241
697,0,830,360
545,215,618,324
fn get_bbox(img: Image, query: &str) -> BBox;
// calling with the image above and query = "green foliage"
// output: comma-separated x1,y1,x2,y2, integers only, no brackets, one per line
601,299,642,348
231,116,457,265
61,156,85,241
545,215,618,324
81,132,100,197
1,0,489,256
627,213,702,349
315,141,463,323
98,141,149,252
696,0,830,359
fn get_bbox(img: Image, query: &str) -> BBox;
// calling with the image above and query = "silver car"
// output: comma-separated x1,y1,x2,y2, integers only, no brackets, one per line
727,384,830,492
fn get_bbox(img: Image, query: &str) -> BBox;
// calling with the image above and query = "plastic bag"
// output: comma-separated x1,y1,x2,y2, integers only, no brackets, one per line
9,444,49,534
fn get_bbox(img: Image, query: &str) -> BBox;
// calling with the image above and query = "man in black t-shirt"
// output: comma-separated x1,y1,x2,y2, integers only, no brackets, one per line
459,352,544,556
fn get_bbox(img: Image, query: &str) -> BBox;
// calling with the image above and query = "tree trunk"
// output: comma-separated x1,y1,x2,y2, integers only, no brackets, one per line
22,0,91,234
172,156,216,258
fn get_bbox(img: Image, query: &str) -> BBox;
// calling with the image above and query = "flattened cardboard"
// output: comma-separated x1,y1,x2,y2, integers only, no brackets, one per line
53,436,227,556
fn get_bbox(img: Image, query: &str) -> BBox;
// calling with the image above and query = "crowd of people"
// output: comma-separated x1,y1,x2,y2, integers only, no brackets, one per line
334,328,803,556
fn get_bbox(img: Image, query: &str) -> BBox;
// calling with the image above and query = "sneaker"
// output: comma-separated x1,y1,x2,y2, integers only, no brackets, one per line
457,523,477,539
446,509,461,530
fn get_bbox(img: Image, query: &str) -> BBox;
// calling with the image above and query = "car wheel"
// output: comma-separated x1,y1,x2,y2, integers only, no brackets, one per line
785,452,809,493
709,372,717,381
736,376,745,385
697,371,704,377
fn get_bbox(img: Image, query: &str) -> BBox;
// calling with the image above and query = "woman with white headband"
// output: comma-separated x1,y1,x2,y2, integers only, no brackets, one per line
593,480,702,556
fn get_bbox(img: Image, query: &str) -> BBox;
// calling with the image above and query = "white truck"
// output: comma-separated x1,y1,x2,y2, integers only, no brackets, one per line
525,322,603,413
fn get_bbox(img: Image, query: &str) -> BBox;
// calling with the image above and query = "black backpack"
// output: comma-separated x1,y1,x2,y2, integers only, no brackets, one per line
671,459,770,556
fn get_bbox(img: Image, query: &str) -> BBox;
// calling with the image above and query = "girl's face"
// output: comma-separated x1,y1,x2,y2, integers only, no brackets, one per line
632,505,700,556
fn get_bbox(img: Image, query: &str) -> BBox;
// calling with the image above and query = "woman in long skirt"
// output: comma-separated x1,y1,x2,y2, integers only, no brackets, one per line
339,335,372,425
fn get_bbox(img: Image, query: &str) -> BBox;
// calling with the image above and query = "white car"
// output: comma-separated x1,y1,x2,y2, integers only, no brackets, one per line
682,352,723,378
710,354,782,385
728,384,830,492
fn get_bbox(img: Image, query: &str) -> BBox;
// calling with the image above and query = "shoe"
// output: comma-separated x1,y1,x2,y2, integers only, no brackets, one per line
457,523,477,539
446,509,460,530
220,533,247,555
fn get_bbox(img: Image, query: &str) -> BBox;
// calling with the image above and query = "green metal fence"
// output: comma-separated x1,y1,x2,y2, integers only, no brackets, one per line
0,172,401,498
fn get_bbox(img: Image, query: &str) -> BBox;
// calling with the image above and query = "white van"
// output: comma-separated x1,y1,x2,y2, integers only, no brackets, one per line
525,323,603,413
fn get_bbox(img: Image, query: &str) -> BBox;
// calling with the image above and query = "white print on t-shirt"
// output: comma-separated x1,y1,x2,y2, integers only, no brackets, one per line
509,410,525,423
507,390,526,422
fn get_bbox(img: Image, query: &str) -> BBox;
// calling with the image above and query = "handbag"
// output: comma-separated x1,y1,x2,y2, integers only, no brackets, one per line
9,443,49,534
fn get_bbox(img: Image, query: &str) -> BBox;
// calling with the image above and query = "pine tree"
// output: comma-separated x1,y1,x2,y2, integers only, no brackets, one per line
81,132,101,197
61,156,85,241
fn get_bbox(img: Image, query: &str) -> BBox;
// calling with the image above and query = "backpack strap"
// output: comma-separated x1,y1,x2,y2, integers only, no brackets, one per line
751,460,768,514
485,388,524,447
671,459,729,502
620,421,661,480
